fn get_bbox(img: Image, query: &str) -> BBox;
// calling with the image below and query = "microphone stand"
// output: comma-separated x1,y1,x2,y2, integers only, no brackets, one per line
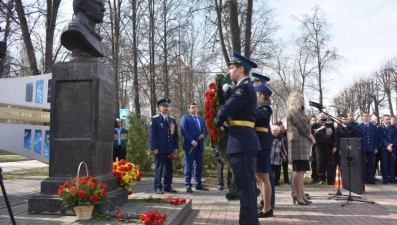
311,105,374,206
0,167,16,225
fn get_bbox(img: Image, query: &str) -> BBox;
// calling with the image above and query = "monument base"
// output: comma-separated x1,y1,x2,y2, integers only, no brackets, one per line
28,188,127,215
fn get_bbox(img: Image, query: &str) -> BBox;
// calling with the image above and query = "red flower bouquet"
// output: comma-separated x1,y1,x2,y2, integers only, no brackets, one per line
58,175,108,208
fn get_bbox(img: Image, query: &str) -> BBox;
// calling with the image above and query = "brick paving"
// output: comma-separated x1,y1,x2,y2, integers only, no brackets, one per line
1,175,397,224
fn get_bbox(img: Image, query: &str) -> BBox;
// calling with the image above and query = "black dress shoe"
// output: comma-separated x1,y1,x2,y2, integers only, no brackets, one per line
258,209,273,218
164,188,177,193
186,187,193,193
196,186,209,190
155,189,163,194
218,186,224,190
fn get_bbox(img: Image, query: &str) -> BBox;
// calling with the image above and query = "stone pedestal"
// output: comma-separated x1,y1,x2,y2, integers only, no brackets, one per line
28,60,127,214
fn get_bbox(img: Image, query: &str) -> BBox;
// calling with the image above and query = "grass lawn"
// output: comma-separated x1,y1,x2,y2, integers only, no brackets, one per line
0,154,29,162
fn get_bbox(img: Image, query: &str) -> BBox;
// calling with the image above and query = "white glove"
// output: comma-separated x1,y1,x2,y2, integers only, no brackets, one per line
223,121,229,127
222,83,230,92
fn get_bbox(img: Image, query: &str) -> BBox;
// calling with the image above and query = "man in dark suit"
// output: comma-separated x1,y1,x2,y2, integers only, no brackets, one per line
378,114,397,184
356,112,378,184
181,102,208,192
149,98,179,194
217,50,261,225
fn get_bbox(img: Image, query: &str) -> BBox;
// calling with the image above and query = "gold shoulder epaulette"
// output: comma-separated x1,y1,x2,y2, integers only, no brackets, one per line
169,116,175,119
152,115,159,118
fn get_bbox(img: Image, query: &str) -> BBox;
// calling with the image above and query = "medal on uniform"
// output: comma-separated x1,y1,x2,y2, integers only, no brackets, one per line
170,122,175,135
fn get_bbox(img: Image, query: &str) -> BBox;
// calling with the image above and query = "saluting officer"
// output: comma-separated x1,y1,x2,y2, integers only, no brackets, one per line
356,112,378,184
217,50,261,225
378,114,397,184
149,98,179,194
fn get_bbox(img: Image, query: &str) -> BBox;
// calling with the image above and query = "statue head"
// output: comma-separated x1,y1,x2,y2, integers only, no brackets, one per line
73,0,105,24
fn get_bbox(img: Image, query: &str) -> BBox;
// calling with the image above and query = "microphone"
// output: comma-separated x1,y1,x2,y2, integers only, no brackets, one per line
309,101,324,110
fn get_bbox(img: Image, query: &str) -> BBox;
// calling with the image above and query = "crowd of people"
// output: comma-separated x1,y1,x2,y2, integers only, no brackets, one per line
142,50,397,224
308,112,397,186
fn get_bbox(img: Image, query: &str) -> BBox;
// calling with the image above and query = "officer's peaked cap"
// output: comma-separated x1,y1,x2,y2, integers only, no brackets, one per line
157,98,171,106
251,72,270,84
255,85,272,97
228,50,258,72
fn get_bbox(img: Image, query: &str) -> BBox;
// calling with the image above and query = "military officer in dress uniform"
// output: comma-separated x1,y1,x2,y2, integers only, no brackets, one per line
356,112,378,184
216,50,261,225
254,84,274,218
378,114,397,184
251,72,276,212
149,98,179,194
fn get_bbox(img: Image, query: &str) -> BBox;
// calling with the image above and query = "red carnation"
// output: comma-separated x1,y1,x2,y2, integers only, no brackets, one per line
87,181,95,188
62,181,70,188
101,189,107,197
69,186,77,193
208,82,216,90
58,187,64,196
78,190,86,198
89,194,99,202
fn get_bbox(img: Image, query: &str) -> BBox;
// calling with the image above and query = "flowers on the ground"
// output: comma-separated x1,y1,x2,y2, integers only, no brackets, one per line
58,176,108,208
147,195,187,205
96,208,167,224
113,159,142,195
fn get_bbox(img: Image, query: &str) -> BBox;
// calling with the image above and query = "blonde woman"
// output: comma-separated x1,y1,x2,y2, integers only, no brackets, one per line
286,91,315,205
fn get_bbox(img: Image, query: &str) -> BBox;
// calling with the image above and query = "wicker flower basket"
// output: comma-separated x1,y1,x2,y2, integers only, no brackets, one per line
74,162,93,220
74,205,94,220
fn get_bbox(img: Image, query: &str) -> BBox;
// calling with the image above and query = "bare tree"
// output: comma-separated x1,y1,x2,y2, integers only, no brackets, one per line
14,0,40,75
43,0,61,73
294,5,342,104
376,68,395,116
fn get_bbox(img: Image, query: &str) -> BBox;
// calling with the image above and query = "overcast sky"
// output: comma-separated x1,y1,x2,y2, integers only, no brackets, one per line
268,0,397,102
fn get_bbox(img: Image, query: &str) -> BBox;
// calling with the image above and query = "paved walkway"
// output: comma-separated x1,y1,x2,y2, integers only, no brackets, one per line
1,174,397,224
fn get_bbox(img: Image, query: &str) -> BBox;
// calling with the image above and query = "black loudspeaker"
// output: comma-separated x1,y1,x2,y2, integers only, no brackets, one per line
0,41,6,58
340,138,364,194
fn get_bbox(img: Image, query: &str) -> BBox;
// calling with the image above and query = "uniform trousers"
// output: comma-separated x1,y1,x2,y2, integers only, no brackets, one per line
229,152,259,225
316,146,335,184
311,145,318,181
113,145,126,162
215,152,232,187
380,147,396,183
282,160,289,183
154,153,173,191
362,152,376,183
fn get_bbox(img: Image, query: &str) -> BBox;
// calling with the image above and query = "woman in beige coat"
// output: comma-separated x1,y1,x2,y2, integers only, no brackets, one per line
286,91,316,205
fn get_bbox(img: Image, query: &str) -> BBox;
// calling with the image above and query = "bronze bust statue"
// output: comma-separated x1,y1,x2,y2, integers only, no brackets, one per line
61,0,107,59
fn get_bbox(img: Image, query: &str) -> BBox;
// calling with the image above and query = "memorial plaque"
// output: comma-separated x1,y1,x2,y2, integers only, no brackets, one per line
53,81,92,138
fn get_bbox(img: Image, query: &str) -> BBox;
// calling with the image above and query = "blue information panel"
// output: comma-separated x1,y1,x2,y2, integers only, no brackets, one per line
119,109,129,120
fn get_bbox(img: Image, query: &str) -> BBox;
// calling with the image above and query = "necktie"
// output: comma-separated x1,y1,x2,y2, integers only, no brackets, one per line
194,116,200,131
164,116,168,125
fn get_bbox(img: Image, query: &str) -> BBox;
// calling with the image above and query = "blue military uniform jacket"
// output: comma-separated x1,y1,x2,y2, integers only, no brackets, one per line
378,125,397,148
149,114,179,154
356,122,378,152
216,77,260,154
255,102,273,151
